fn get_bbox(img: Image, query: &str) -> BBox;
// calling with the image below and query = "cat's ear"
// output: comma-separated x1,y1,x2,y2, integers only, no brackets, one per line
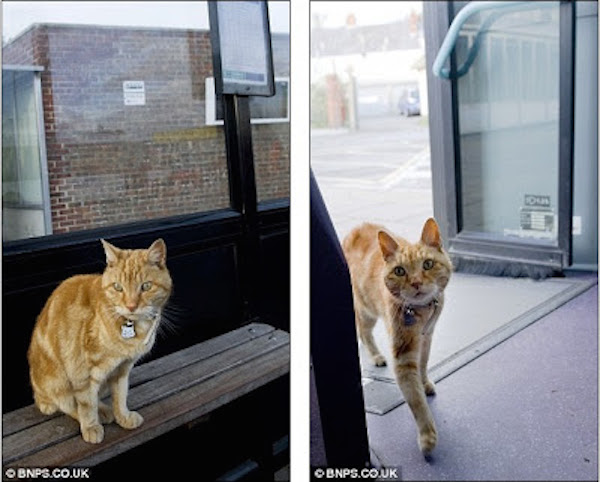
147,238,167,268
101,239,121,267
377,231,399,262
421,218,442,249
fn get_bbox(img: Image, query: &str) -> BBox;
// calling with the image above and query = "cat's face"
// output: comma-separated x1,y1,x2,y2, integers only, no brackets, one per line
378,218,452,306
101,239,173,321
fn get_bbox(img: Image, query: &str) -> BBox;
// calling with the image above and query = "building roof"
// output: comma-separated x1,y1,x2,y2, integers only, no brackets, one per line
311,18,422,58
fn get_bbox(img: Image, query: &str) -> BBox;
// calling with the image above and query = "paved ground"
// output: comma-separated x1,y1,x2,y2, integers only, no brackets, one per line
311,114,434,243
367,282,598,481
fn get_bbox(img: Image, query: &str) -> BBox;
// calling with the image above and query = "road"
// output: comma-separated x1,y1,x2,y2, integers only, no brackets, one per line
311,114,434,242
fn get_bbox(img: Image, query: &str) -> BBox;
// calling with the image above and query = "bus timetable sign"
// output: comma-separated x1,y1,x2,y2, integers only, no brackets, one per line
208,1,275,97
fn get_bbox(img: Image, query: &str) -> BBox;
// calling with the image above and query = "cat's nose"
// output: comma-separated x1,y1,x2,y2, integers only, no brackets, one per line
411,281,422,290
126,303,137,312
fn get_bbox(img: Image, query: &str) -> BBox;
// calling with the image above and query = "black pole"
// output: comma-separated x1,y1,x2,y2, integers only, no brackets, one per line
223,94,260,322
310,170,371,469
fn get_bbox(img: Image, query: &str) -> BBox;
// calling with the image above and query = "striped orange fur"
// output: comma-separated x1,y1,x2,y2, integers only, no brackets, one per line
28,239,172,443
343,218,452,455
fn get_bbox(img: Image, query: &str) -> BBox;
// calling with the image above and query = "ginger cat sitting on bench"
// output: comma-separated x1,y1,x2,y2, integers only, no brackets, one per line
343,218,452,455
28,239,172,443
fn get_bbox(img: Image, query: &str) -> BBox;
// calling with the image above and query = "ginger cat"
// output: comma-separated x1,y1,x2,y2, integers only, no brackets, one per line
28,239,172,444
343,218,452,455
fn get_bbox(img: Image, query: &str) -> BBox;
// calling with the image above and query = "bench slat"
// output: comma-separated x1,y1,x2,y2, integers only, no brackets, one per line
129,322,276,386
2,323,275,437
3,324,288,466
16,344,289,468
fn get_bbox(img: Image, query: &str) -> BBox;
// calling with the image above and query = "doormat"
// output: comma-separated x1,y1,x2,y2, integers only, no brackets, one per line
361,273,597,415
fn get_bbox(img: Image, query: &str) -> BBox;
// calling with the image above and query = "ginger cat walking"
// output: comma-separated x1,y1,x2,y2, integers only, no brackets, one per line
343,219,452,455
28,239,172,443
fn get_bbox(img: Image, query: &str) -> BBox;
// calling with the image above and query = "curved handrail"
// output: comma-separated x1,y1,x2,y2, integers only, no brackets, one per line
432,1,555,79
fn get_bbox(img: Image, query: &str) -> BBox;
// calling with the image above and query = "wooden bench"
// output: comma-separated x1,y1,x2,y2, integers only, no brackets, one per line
3,323,289,470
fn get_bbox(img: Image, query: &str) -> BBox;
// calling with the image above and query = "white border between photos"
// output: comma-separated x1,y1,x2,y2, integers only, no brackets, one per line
290,0,310,480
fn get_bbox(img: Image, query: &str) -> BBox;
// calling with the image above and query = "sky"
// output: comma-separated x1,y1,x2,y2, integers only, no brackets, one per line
2,1,290,42
311,1,422,29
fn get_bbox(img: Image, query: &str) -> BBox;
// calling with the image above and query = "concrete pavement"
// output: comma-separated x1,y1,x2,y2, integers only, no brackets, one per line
311,114,434,243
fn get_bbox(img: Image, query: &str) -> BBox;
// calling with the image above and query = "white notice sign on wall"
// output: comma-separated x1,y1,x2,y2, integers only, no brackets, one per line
123,81,145,106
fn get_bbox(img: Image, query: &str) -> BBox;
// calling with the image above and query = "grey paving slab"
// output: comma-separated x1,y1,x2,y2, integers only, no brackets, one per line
366,285,598,481
362,379,403,416
361,274,589,379
360,274,596,414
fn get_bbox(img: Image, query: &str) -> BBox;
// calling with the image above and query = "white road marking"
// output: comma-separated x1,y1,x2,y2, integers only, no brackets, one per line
315,147,431,191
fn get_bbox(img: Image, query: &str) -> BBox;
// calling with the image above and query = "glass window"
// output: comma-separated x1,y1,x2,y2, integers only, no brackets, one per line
311,2,432,241
2,68,51,241
454,2,561,242
205,77,289,125
2,1,290,240
253,13,290,204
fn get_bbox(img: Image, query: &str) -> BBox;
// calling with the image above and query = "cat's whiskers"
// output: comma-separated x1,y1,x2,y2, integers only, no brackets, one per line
156,305,181,338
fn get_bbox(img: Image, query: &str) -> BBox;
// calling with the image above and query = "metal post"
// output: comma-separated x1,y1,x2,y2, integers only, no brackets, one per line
346,69,359,131
310,171,371,469
223,94,260,322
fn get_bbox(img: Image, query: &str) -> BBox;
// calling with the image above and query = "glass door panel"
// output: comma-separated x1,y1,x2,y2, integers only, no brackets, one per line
455,2,561,245
424,1,574,274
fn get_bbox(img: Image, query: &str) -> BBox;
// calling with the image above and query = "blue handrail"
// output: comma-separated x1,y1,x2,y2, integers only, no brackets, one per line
432,1,554,79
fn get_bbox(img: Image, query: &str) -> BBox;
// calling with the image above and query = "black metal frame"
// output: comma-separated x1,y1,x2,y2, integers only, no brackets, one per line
223,93,262,321
424,1,460,244
557,0,576,267
310,172,371,470
424,1,576,271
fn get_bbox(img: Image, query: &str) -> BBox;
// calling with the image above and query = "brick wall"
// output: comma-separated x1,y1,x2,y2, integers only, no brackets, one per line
3,25,289,234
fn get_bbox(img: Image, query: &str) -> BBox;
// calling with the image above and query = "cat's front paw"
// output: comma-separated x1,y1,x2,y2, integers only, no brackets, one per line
423,379,436,396
373,354,387,367
116,410,144,430
82,423,104,444
37,402,58,416
418,425,437,456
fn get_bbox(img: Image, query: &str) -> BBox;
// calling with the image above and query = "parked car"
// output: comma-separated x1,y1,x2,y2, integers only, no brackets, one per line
398,89,421,116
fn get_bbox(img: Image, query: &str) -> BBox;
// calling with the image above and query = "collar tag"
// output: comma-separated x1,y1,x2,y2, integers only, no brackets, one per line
404,298,440,328
121,320,136,339
403,306,416,326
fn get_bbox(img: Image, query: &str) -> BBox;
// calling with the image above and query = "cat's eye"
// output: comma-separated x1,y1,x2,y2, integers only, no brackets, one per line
113,282,123,292
393,266,406,276
423,259,434,270
141,281,153,292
